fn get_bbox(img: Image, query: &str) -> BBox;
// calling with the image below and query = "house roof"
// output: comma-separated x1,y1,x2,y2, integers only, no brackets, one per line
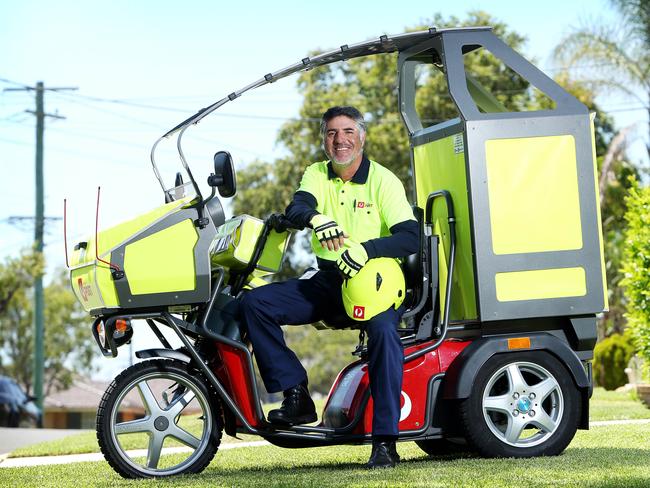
45,377,110,410
44,376,200,414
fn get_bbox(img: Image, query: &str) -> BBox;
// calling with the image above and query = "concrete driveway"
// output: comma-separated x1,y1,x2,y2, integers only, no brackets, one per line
0,427,92,455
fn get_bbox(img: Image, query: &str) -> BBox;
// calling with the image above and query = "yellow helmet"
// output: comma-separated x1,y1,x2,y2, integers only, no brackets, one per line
341,258,405,321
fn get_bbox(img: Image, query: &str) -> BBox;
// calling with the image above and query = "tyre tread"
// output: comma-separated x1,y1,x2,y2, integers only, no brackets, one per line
96,359,222,479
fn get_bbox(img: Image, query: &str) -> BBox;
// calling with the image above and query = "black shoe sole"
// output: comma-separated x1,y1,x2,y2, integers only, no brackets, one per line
268,412,317,426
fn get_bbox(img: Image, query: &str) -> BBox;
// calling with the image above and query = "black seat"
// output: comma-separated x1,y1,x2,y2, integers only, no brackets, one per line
402,206,425,314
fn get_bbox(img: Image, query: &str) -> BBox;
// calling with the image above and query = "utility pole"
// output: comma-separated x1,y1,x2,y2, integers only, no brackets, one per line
4,81,76,414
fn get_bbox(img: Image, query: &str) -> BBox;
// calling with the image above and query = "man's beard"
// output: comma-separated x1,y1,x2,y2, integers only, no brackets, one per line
328,148,361,167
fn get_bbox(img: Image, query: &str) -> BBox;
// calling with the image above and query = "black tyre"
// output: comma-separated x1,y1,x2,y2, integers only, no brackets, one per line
97,359,223,478
459,351,580,458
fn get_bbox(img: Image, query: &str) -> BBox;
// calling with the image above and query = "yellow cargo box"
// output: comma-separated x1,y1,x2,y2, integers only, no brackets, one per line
69,197,213,313
210,215,290,274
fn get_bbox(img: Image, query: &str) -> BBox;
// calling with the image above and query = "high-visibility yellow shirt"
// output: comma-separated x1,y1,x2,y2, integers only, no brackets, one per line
298,156,415,261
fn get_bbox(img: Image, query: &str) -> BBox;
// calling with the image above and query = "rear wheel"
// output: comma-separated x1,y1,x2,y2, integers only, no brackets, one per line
459,351,580,458
97,359,222,478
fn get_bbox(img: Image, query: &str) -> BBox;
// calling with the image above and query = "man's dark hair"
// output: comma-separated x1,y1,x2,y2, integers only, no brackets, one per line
320,106,367,139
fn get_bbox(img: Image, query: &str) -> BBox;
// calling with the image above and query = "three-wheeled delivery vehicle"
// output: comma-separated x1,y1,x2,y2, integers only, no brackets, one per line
66,26,607,478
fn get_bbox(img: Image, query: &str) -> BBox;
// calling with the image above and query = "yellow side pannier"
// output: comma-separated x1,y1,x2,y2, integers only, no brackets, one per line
210,215,290,273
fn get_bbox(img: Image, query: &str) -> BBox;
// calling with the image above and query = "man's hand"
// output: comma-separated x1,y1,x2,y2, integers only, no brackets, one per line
311,214,347,251
336,240,368,279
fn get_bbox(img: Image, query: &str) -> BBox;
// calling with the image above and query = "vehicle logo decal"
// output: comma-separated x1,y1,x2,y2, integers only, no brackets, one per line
399,391,412,421
353,305,365,319
78,277,93,302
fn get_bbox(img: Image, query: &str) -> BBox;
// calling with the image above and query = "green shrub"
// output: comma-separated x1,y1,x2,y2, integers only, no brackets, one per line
593,333,635,390
621,178,650,367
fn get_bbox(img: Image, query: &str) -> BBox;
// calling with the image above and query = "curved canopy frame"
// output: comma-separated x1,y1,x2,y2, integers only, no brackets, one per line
149,27,491,197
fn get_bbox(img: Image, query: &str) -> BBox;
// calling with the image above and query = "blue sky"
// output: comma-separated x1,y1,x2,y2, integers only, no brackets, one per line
1,1,647,377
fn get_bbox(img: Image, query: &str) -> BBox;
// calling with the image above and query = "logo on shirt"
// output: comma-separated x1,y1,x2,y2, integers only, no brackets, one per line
356,201,373,209
353,305,365,319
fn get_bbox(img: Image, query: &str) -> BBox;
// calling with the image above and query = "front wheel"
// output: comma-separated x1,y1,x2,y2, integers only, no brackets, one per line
97,359,223,478
459,351,581,458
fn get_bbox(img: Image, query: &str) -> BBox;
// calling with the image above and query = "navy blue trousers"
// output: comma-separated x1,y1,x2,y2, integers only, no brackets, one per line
240,269,404,437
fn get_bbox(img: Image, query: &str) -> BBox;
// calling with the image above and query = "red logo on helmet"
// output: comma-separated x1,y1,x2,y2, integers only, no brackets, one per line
353,305,365,319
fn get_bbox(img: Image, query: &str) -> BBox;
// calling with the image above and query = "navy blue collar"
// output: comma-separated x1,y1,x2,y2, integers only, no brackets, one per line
326,155,370,184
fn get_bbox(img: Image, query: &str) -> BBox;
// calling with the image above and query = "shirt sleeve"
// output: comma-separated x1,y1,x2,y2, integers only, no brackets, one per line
379,171,416,230
284,191,318,229
362,219,420,259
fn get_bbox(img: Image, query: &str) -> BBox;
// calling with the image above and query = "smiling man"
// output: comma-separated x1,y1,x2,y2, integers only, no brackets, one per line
240,106,419,468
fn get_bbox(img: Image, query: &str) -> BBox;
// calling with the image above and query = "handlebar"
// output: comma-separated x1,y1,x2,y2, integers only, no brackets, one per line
266,213,304,233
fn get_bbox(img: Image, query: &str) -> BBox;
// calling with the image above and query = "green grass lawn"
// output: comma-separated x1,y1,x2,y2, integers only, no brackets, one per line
2,422,649,487
8,387,648,459
589,388,650,421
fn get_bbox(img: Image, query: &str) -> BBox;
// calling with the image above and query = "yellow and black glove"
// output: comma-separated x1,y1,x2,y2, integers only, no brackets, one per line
336,240,369,279
310,214,347,251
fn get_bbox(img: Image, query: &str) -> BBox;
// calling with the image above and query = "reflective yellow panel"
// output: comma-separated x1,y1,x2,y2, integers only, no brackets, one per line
486,135,582,255
495,267,587,302
124,219,197,295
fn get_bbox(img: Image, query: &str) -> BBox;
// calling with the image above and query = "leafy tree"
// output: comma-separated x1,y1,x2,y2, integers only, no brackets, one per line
0,264,96,396
553,0,650,159
0,250,43,316
621,178,650,369
234,12,619,395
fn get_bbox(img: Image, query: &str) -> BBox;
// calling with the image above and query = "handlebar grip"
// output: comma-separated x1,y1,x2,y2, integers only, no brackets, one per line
266,213,304,232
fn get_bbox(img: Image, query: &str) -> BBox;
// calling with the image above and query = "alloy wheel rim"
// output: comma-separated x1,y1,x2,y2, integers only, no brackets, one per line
109,370,212,475
481,361,564,448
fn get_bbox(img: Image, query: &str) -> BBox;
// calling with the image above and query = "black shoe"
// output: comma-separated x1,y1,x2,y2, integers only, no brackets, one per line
366,440,399,469
268,383,317,425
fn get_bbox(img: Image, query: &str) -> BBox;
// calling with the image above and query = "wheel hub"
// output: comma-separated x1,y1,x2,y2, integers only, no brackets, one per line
154,415,170,431
516,396,532,414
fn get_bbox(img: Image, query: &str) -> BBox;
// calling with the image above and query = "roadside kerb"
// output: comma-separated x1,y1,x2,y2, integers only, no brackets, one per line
0,440,269,468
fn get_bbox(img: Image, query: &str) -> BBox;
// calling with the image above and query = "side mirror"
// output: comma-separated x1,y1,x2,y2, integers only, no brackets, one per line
208,151,237,198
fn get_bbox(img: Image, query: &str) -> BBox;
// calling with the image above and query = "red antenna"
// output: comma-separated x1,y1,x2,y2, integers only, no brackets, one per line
95,186,122,275
63,199,70,268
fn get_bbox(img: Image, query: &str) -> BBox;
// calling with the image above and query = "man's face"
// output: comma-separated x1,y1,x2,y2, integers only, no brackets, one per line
323,115,365,166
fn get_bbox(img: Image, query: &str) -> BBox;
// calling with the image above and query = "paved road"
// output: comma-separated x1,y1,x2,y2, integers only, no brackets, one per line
0,427,92,455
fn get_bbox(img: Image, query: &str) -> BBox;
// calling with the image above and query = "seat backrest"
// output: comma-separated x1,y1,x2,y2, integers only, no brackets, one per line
402,206,424,312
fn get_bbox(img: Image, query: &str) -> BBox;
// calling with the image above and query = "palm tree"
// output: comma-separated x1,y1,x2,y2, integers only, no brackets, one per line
554,0,650,160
